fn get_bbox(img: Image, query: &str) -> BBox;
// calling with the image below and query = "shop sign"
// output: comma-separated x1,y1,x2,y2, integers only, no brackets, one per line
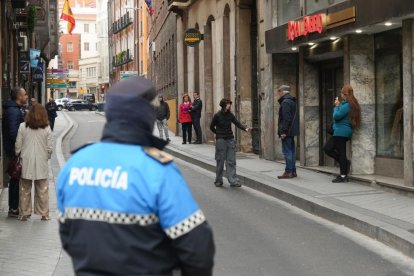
184,28,203,47
32,62,44,82
288,14,325,41
120,71,138,79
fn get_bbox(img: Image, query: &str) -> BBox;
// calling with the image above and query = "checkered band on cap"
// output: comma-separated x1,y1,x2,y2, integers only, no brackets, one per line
165,210,206,240
58,207,159,226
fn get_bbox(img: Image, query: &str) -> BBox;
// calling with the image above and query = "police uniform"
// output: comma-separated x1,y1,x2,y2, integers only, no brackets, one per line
57,77,215,276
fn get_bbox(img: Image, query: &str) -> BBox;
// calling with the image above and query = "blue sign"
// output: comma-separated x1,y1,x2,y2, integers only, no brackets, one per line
30,48,41,68
33,62,44,82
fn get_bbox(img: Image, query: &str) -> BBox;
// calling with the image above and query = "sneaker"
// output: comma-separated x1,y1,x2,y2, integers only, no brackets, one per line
182,142,186,145
332,175,349,183
230,183,242,188
8,209,19,218
214,182,223,187
278,172,294,179
166,138,171,142
292,171,298,178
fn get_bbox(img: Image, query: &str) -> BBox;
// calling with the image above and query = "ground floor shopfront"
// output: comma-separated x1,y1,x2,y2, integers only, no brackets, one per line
265,0,414,186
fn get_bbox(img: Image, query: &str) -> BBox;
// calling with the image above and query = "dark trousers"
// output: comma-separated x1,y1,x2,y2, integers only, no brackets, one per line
324,136,349,175
282,137,296,174
49,117,55,131
182,122,192,143
192,116,202,142
215,139,238,185
8,177,19,211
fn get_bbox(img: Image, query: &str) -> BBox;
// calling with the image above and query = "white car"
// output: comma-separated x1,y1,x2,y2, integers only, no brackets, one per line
55,98,71,110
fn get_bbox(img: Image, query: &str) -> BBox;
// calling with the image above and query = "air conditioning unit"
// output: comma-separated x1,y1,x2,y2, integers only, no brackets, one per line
18,36,28,51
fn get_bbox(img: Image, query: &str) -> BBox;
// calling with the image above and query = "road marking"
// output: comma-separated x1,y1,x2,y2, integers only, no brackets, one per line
87,120,106,123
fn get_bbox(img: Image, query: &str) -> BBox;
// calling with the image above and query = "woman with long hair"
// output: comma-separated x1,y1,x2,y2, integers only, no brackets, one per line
178,94,193,144
15,103,53,221
324,85,361,183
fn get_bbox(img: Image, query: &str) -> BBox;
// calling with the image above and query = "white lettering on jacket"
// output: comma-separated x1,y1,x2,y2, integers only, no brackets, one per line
69,167,128,190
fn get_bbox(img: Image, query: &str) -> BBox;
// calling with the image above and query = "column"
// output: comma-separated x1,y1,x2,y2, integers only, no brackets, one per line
403,19,414,186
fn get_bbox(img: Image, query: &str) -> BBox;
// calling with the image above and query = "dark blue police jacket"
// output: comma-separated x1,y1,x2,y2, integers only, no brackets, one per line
57,141,215,275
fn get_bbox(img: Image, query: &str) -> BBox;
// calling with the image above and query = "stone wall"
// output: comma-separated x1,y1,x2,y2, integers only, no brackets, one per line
347,35,376,174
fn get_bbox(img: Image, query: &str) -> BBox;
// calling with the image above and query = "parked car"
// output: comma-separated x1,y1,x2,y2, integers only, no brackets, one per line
55,98,71,111
79,93,96,103
67,100,98,111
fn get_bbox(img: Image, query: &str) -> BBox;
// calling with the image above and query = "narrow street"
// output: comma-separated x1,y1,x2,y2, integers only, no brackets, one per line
64,111,414,276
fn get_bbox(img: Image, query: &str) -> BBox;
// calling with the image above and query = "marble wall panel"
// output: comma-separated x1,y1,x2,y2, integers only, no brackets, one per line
304,106,320,166
303,62,319,107
351,105,376,174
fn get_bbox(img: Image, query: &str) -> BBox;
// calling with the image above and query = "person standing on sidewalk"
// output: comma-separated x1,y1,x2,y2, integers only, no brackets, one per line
277,85,299,179
2,87,27,218
324,85,361,183
210,99,251,187
57,77,215,276
190,92,203,144
46,98,58,131
15,104,53,221
155,96,171,142
178,94,193,144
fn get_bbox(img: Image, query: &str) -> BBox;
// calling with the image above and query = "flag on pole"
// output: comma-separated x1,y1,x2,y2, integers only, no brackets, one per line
60,0,76,34
145,0,154,16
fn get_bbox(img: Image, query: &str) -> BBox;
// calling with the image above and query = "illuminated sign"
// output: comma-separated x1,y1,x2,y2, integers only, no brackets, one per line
288,14,325,41
184,28,203,47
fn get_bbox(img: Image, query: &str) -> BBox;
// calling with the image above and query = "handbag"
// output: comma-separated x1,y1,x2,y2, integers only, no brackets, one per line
327,123,334,135
7,156,22,180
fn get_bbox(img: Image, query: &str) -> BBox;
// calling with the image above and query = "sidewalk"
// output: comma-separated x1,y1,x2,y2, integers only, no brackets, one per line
0,112,74,275
163,131,414,259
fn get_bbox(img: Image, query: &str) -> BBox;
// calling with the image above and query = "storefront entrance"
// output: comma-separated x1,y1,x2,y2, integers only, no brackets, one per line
319,61,343,167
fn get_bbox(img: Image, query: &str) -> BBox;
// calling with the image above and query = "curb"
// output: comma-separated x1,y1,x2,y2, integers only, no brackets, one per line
165,145,414,259
56,111,75,169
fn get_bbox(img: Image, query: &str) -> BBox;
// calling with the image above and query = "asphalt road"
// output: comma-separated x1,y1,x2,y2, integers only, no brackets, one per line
67,112,414,276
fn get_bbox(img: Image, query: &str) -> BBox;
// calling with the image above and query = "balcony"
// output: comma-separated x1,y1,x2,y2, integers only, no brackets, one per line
112,49,133,68
112,12,133,34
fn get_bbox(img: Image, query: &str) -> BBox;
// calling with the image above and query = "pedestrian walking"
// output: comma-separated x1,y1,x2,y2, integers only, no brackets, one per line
57,76,215,276
210,99,251,187
155,96,170,142
190,92,203,144
277,85,299,179
2,87,27,218
324,85,361,183
179,94,193,144
15,103,53,221
46,98,58,131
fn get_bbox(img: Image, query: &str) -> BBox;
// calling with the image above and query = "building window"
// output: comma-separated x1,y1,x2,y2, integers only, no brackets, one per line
306,0,347,15
67,61,74,69
375,29,403,159
84,23,89,33
84,42,90,51
69,81,76,88
277,0,301,25
67,42,73,52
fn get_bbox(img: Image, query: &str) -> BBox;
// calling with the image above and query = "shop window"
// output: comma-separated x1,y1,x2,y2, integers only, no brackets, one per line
375,29,403,159
306,0,347,15
277,0,301,25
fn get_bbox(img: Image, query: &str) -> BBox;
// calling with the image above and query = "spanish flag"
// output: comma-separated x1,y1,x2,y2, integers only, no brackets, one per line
60,0,75,34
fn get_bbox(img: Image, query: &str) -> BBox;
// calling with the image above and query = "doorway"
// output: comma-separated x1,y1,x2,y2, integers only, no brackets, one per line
319,61,343,166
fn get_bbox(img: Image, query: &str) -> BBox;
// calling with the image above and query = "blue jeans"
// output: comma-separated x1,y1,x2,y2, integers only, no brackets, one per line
282,137,296,173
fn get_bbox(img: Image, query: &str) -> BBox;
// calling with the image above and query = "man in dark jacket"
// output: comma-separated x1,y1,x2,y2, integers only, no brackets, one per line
46,98,58,131
210,99,250,187
277,85,299,179
155,96,171,142
3,87,28,217
190,92,203,144
57,77,215,275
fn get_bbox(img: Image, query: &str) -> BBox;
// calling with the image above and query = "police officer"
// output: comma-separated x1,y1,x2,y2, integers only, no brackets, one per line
57,77,215,275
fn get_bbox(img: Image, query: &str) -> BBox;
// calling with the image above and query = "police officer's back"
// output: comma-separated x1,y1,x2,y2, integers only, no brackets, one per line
57,77,215,275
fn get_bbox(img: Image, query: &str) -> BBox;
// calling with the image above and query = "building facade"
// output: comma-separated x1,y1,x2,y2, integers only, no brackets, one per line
97,0,109,97
108,0,135,83
134,0,149,78
58,33,81,98
170,0,264,152
264,0,414,186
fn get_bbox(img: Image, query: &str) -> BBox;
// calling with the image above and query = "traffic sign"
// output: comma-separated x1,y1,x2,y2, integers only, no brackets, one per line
120,71,138,79
47,69,69,74
47,79,68,84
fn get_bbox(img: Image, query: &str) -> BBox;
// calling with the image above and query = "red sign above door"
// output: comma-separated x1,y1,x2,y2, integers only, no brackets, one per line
288,14,326,41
